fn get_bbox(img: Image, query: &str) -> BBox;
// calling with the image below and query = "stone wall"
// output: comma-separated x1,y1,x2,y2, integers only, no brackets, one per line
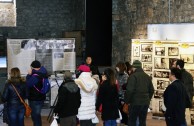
0,0,85,38
112,0,194,66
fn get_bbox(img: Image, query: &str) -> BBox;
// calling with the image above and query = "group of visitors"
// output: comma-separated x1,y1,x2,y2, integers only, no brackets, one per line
1,55,193,126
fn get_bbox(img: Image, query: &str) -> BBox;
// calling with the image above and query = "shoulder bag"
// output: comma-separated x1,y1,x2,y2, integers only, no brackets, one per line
11,84,32,117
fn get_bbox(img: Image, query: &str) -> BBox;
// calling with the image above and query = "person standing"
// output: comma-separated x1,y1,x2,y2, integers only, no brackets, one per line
96,68,119,126
163,68,189,126
124,60,154,126
54,71,81,126
26,60,48,126
74,65,98,126
115,61,129,125
175,59,193,125
2,67,27,126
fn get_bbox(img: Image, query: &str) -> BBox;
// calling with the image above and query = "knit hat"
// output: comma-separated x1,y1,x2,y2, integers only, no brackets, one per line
132,60,142,68
77,65,90,72
31,60,41,68
64,71,72,79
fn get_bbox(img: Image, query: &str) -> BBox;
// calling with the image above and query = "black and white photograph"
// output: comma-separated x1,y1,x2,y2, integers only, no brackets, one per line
154,71,170,78
180,54,194,63
155,47,165,56
141,54,152,62
157,80,170,90
143,63,152,72
159,101,163,112
21,39,36,50
154,58,169,69
133,46,140,57
54,52,64,59
169,58,178,69
154,90,164,99
141,44,152,52
188,70,194,78
168,47,179,56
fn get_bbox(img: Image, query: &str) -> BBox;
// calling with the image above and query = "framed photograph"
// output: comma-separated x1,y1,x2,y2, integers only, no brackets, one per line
157,80,170,90
141,44,152,52
169,58,178,69
143,63,152,72
180,54,194,63
141,54,152,62
154,71,169,78
188,70,194,78
155,47,165,56
154,90,164,99
168,47,179,56
154,58,169,69
133,46,140,57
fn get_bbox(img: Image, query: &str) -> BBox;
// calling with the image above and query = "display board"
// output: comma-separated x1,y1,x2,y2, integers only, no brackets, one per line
131,39,194,124
7,38,76,75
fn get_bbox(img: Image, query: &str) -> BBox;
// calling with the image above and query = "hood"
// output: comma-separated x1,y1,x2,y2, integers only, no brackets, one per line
32,66,48,77
74,72,98,93
64,81,79,93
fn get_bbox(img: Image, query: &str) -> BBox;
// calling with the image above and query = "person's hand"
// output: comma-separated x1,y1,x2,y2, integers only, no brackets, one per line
28,69,32,75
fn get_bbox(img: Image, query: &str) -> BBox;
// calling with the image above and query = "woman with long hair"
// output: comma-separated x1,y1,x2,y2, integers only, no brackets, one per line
2,67,27,126
96,68,119,126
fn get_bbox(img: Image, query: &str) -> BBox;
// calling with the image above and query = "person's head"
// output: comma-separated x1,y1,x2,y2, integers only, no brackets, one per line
86,56,92,65
125,61,133,75
176,59,184,69
169,68,182,81
76,65,90,78
64,71,72,81
102,68,116,85
9,67,22,83
132,60,142,70
161,58,165,63
115,61,127,73
31,60,41,69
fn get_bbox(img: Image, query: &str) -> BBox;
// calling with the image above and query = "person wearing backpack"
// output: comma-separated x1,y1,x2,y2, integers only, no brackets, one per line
26,60,48,126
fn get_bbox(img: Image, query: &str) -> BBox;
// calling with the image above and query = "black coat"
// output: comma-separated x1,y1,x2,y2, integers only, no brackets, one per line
96,80,119,120
163,80,189,125
54,80,81,118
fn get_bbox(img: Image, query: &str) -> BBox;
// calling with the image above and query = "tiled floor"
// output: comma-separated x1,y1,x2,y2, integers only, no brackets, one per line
24,111,166,126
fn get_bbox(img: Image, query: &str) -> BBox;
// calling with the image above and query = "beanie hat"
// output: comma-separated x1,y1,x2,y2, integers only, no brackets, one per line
77,65,90,72
31,60,41,68
132,60,142,68
64,71,72,79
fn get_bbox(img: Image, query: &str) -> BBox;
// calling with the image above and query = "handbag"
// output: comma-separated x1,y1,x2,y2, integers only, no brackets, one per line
11,84,32,117
122,103,129,114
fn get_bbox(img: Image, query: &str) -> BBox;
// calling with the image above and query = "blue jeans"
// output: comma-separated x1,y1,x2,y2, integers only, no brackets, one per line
104,120,117,126
8,104,25,126
29,100,44,126
128,105,149,126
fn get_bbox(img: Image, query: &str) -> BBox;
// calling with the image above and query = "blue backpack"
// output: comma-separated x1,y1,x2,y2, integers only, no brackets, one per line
33,74,51,94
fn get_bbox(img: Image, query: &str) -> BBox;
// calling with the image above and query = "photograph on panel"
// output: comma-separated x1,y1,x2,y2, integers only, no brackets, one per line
188,70,194,78
156,79,170,90
168,47,179,56
21,39,36,50
155,47,165,56
154,90,164,99
154,70,170,78
141,54,152,62
141,44,152,52
154,57,169,69
180,54,194,64
133,46,140,57
169,58,178,69
143,63,152,72
159,101,163,112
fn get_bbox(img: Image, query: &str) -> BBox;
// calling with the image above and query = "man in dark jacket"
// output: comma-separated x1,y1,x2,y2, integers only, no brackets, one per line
26,60,48,126
163,68,189,126
124,60,154,126
54,71,81,126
